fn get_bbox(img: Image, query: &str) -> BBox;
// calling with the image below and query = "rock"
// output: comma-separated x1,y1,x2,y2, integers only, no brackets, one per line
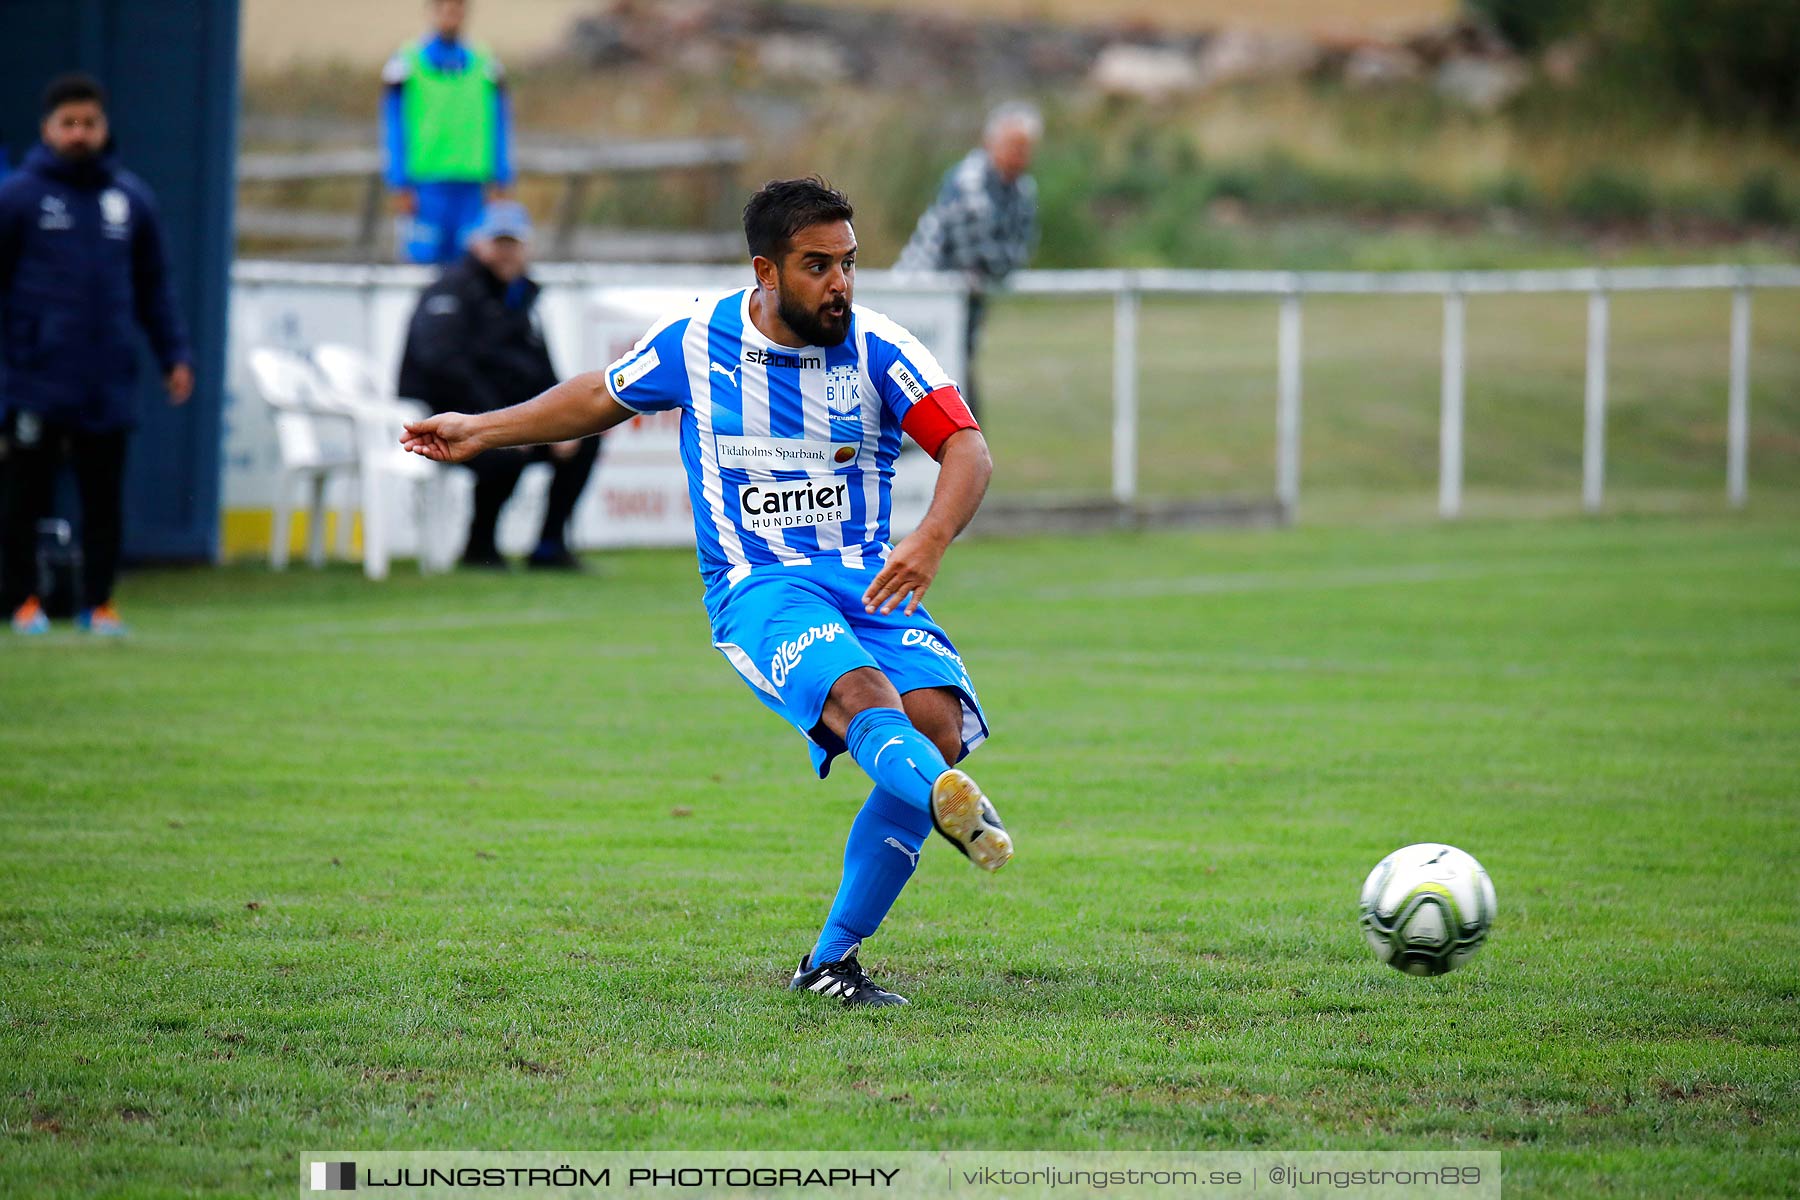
1436,56,1528,112
1089,43,1202,100
1342,44,1424,89
757,33,850,83
1026,27,1108,80
564,15,637,68
1405,16,1514,65
1194,29,1321,90
671,39,732,77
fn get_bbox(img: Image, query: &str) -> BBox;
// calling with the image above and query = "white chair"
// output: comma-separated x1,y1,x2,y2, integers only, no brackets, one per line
310,342,404,415
309,342,457,579
248,347,358,572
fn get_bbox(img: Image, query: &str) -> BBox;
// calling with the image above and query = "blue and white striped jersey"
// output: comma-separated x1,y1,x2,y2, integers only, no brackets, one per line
603,287,958,593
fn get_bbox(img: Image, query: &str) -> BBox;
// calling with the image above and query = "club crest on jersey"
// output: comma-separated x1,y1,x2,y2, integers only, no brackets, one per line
100,188,131,238
824,364,862,418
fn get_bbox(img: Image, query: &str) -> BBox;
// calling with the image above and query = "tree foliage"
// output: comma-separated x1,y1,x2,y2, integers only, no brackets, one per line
1469,0,1800,123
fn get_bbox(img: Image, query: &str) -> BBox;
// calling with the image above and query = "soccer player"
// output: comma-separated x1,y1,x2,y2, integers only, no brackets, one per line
402,178,1011,1007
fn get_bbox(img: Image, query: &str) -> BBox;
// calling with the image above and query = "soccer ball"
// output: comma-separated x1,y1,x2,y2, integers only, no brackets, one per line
1358,843,1496,976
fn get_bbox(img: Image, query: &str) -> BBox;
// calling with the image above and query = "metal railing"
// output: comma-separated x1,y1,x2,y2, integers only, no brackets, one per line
229,259,1800,522
1004,264,1800,517
236,137,749,261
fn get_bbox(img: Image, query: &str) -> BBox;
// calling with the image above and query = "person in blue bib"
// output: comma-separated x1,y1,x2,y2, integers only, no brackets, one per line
381,0,513,265
402,178,1012,1006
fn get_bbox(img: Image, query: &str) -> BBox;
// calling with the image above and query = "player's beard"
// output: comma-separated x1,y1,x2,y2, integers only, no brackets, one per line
776,279,851,347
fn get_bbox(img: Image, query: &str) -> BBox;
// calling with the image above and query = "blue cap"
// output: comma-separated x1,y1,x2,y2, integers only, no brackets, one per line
470,200,534,244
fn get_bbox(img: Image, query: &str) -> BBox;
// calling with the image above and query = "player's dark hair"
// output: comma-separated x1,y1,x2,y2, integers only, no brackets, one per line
743,177,854,262
42,73,107,117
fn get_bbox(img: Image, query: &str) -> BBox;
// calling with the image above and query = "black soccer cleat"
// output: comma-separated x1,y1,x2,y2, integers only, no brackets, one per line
788,952,909,1007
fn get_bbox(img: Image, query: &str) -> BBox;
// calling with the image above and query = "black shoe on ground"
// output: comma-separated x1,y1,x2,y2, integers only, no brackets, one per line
459,548,508,570
788,951,909,1007
526,546,583,571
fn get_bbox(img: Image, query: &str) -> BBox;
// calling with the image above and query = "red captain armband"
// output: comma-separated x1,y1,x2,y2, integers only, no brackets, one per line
900,386,980,460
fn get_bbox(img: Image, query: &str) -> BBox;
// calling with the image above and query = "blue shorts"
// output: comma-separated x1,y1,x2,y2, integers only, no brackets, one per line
709,564,990,778
399,181,486,265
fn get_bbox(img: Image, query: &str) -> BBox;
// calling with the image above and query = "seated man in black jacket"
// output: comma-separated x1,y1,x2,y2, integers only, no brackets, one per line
397,202,598,568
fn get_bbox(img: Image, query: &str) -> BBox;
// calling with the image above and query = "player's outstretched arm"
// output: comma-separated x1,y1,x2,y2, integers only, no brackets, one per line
863,428,992,616
401,370,637,464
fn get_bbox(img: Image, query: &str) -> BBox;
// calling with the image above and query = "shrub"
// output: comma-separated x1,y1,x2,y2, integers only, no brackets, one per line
1735,169,1793,226
1615,0,1800,125
1466,0,1600,52
1564,167,1654,224
1479,171,1540,212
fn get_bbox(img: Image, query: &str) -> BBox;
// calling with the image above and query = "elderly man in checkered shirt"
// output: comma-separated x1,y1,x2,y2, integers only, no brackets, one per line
896,103,1041,419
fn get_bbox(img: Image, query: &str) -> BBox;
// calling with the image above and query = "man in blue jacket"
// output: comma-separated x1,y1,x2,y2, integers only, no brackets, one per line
0,74,193,636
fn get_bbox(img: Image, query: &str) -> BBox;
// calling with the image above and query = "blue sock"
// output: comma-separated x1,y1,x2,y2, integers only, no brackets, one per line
843,707,951,818
812,786,931,967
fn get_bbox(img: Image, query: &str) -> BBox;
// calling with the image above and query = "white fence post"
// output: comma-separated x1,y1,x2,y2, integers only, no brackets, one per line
1728,286,1751,508
1112,286,1139,508
1583,288,1609,513
1440,289,1466,519
1276,290,1303,519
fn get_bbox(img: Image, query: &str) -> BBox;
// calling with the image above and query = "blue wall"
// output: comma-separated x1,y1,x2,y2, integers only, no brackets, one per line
0,0,238,561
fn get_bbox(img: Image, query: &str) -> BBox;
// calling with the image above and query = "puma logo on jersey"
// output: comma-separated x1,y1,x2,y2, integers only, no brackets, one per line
873,736,906,766
883,837,920,867
710,362,741,386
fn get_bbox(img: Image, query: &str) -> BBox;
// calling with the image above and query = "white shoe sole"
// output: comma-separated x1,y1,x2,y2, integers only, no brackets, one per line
930,769,1013,872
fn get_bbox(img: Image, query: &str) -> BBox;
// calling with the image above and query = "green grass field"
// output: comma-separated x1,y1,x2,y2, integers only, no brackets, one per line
979,289,1800,517
3,514,1798,1197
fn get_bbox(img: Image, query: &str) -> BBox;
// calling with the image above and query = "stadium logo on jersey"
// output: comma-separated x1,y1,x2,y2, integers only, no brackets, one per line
736,478,850,533
717,435,858,472
611,347,660,393
824,364,862,418
769,621,847,689
743,347,822,370
887,361,929,404
100,188,131,238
